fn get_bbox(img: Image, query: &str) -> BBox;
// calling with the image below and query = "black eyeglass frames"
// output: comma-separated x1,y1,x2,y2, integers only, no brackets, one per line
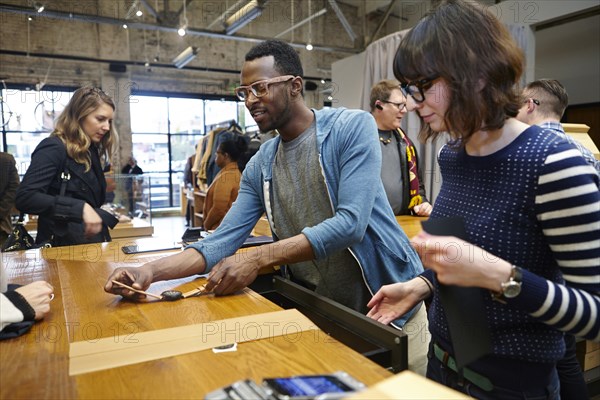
380,100,406,111
400,76,440,103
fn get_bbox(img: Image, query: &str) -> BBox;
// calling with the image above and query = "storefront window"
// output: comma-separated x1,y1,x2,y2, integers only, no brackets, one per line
1,88,249,211
1,88,72,174
130,94,243,209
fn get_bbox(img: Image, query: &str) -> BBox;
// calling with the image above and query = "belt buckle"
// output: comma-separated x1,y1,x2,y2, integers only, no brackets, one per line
442,351,450,366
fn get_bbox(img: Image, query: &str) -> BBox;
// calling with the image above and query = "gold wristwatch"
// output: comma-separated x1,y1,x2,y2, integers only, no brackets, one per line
492,265,523,302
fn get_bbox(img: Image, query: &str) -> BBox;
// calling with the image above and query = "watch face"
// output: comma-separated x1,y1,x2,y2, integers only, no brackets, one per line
503,281,521,298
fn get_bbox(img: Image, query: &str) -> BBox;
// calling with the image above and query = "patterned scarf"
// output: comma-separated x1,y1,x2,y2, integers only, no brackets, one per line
397,129,422,209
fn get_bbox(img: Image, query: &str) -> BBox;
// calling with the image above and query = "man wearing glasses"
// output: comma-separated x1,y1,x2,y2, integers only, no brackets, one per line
516,79,599,174
370,80,432,216
106,39,429,375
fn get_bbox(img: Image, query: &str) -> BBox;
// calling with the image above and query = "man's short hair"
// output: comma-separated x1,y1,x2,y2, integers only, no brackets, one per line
524,79,569,119
369,80,400,112
245,40,303,78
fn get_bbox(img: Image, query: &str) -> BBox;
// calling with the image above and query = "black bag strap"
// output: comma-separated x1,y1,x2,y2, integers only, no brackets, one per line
59,169,71,196
16,212,26,224
15,167,69,225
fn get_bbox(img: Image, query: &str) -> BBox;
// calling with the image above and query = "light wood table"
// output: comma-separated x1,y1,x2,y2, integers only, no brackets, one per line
396,216,428,239
110,218,154,238
0,240,391,399
24,217,154,239
348,370,471,399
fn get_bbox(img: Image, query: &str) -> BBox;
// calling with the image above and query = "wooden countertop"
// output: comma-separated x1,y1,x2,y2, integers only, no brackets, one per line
24,217,154,239
0,241,391,399
396,215,427,239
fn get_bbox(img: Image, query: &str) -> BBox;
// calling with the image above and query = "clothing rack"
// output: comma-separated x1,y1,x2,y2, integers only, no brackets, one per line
205,119,243,133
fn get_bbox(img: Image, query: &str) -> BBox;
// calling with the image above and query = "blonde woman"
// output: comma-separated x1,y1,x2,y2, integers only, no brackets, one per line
16,86,118,246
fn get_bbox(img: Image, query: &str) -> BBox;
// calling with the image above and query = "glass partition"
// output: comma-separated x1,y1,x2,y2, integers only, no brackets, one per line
105,174,152,222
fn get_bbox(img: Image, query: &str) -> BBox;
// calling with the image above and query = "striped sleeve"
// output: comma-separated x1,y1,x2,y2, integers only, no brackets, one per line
526,144,600,341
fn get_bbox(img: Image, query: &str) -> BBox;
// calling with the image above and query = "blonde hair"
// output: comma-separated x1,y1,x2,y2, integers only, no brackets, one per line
369,80,401,112
51,86,117,171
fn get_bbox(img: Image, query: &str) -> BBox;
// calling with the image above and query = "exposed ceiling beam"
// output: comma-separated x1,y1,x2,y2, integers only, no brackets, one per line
206,0,246,30
327,0,356,42
175,0,194,18
0,49,331,81
368,0,398,46
139,0,161,22
275,8,327,39
0,3,358,54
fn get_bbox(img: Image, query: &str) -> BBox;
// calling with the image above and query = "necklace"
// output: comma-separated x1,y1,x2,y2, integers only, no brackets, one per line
379,131,393,145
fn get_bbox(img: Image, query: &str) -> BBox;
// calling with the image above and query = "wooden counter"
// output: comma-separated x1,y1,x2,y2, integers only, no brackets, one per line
348,370,470,399
0,240,391,399
396,216,427,239
24,217,154,239
110,218,154,238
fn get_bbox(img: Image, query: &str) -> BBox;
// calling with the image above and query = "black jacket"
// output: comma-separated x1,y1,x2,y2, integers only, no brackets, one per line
16,136,118,246
0,153,19,235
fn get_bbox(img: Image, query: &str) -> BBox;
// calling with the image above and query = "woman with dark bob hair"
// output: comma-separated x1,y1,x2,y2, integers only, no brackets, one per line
16,86,119,247
367,1,599,398
202,136,248,231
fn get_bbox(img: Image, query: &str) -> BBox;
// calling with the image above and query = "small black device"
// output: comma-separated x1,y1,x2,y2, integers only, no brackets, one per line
375,104,383,110
181,226,208,244
121,243,181,254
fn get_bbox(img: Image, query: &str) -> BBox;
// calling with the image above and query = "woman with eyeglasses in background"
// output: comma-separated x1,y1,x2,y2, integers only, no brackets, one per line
369,79,432,216
16,86,119,247
202,136,248,231
367,1,599,398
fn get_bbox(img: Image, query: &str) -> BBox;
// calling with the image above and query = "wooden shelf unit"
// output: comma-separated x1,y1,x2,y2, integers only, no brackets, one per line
191,190,206,228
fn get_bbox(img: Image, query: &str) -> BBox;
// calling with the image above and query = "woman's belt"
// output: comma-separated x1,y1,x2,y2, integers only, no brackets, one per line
433,342,494,392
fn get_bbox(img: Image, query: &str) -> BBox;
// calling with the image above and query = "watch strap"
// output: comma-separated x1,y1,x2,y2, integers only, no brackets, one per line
492,265,522,303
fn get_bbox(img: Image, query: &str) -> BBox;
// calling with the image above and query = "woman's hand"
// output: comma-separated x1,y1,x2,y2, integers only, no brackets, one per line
82,203,103,237
412,231,512,292
367,277,430,325
15,281,54,320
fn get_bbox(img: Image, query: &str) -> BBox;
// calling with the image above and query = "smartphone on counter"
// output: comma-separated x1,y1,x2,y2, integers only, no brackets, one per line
262,372,365,400
121,242,181,254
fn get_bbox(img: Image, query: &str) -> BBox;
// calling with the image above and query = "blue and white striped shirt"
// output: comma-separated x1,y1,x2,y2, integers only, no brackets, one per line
428,125,599,363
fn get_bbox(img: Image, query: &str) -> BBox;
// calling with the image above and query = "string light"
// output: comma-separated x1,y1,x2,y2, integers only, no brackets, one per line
306,0,313,51
178,0,188,37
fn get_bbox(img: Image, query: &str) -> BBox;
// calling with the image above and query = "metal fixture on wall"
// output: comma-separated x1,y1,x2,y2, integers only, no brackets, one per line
224,0,266,35
206,0,245,30
33,2,44,13
172,46,197,68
